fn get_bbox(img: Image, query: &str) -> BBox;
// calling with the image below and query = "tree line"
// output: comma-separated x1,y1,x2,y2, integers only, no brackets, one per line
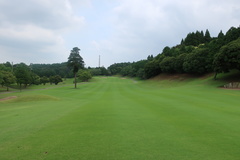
1,26,240,90
0,47,108,90
0,47,92,91
0,62,65,91
0,62,109,91
108,26,240,79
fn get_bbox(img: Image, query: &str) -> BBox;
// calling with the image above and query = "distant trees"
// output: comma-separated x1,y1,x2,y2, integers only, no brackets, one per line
49,75,63,85
31,63,72,78
108,63,131,75
40,76,49,85
89,67,110,76
108,59,149,79
181,29,212,46
67,47,84,88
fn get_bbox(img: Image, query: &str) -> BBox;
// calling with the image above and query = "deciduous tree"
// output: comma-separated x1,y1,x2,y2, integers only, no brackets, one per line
77,70,92,82
1,71,16,91
213,38,240,79
14,63,31,90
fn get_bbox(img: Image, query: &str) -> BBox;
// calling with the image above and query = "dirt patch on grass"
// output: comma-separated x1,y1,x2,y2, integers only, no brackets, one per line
219,87,240,90
150,73,216,82
200,73,214,80
0,96,17,102
150,74,197,81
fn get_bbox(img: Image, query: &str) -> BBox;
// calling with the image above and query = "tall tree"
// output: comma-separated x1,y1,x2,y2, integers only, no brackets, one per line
67,47,84,88
1,71,16,91
14,63,31,90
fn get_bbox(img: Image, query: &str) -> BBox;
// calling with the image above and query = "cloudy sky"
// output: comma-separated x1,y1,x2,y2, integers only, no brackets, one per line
0,0,239,67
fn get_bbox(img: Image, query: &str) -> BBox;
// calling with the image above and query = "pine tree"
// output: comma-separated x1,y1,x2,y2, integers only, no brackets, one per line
204,29,211,42
67,47,84,88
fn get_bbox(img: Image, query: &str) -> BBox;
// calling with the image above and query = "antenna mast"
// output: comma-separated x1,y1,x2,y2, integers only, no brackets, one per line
99,55,101,68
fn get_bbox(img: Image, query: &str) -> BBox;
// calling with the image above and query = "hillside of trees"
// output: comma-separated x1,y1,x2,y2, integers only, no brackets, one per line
1,26,240,90
108,26,240,79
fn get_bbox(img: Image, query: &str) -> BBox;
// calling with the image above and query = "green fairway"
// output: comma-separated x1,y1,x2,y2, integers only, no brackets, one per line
0,76,240,160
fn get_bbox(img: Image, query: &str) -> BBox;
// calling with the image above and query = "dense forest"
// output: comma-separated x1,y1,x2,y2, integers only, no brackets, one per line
108,26,240,79
1,26,240,90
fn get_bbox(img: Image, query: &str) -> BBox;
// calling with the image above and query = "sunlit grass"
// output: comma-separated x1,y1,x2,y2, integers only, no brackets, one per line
0,76,240,160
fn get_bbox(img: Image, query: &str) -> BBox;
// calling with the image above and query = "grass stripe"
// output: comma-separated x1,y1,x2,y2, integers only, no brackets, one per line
0,76,240,159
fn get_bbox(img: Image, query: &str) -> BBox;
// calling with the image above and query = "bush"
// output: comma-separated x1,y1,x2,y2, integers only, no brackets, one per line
77,70,92,82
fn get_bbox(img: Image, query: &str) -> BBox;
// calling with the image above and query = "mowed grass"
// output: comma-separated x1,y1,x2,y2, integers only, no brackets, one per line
0,76,240,160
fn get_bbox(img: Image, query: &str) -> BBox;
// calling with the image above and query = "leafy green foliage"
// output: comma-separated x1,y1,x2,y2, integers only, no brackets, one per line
183,48,213,74
49,75,63,85
144,59,161,78
159,57,176,73
174,53,187,73
108,59,149,79
77,70,92,82
0,71,16,91
67,47,84,74
89,67,110,76
14,63,31,89
40,76,49,85
30,73,41,85
182,29,211,46
142,26,240,78
213,38,240,75
31,63,73,78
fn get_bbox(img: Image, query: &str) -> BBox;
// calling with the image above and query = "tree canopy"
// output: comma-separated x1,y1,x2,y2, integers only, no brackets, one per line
108,26,240,79
214,38,240,78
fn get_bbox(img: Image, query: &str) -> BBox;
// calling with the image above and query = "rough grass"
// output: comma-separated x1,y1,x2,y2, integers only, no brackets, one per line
0,75,240,160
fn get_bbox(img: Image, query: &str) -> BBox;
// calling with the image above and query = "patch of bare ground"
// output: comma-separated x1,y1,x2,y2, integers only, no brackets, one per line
0,96,17,102
150,73,201,81
219,87,240,90
200,73,214,79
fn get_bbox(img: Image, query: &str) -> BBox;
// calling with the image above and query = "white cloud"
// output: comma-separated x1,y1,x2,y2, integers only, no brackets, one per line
0,0,239,67
0,0,85,64
88,0,240,67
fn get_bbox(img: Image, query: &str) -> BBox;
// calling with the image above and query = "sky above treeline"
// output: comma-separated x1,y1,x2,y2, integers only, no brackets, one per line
0,0,239,67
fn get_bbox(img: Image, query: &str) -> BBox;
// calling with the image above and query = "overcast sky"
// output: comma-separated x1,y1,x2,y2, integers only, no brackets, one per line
0,0,239,67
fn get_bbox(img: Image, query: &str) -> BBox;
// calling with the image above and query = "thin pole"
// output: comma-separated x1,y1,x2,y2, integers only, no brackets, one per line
11,62,13,73
99,55,101,68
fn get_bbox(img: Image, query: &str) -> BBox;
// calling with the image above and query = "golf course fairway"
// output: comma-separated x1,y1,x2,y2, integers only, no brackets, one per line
0,76,240,160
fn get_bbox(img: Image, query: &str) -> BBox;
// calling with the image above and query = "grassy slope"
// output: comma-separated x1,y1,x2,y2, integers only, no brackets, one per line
0,75,240,160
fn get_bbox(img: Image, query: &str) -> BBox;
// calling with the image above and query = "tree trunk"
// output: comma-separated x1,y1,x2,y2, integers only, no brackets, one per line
74,73,77,89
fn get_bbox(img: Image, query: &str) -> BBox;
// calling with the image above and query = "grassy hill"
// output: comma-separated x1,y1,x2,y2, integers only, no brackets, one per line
0,75,240,160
